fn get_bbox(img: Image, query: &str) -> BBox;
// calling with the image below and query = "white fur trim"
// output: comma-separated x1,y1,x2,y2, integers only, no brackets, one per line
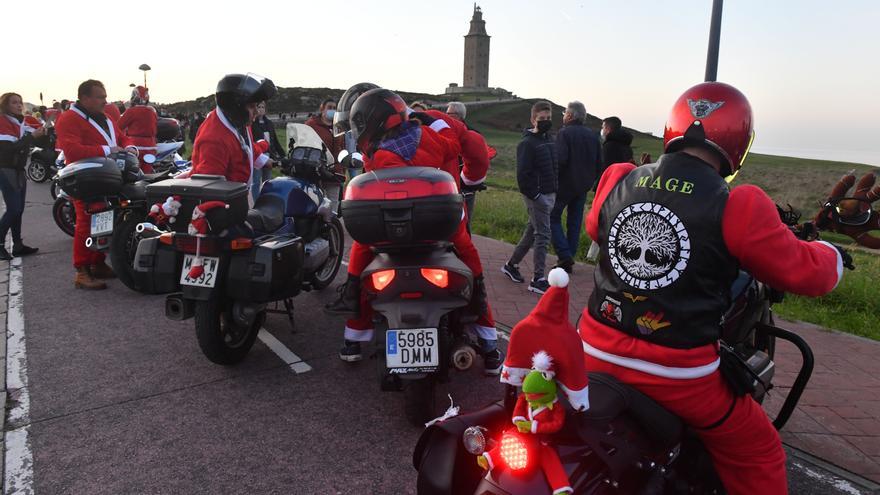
559,383,590,411
344,325,373,342
548,268,569,288
255,153,270,169
817,241,844,290
429,119,450,133
583,341,720,379
531,351,553,373
530,420,539,434
0,135,15,142
511,415,527,424
553,487,573,495
101,145,111,156
500,365,529,386
482,452,494,471
460,172,486,186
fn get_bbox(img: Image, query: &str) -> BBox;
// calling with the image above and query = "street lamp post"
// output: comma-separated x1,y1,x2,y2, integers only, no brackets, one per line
138,64,151,88
705,0,723,82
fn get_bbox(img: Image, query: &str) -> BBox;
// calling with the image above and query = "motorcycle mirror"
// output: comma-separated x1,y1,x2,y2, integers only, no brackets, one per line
351,152,364,168
143,154,157,164
337,150,350,163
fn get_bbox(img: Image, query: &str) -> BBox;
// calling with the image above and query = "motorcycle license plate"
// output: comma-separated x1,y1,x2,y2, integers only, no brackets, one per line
90,210,114,236
180,255,220,288
386,328,439,370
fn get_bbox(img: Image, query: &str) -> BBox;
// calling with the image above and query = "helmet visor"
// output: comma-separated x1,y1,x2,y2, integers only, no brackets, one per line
238,73,277,104
725,130,755,184
333,110,350,137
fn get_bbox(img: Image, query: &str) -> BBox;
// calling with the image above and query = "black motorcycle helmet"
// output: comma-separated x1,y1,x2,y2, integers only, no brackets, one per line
333,82,379,137
349,88,408,157
215,73,278,128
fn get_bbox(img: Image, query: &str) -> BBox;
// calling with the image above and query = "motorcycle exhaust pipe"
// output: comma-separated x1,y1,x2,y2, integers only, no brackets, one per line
136,222,163,237
165,293,195,321
85,237,93,248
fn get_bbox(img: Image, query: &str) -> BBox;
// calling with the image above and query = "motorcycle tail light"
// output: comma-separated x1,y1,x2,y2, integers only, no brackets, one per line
230,238,253,250
174,236,218,255
462,426,487,455
371,270,396,291
86,201,110,213
421,268,449,288
499,432,529,471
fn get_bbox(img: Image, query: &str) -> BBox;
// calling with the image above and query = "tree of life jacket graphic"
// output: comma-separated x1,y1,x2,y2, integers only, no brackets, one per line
607,202,690,290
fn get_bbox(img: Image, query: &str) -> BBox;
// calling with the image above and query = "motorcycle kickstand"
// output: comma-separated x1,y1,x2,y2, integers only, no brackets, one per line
283,298,296,332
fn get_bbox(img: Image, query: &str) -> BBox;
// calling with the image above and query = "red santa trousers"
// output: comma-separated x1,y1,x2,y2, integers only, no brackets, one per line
585,355,787,495
73,199,106,268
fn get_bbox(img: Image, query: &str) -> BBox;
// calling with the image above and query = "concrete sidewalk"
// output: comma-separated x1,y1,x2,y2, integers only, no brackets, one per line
473,234,880,485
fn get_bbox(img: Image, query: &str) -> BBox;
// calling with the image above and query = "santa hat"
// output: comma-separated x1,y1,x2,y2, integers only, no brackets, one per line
501,268,590,411
186,201,228,279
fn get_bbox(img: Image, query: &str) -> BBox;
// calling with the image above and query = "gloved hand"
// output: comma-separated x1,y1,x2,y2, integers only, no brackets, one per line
409,112,437,126
460,181,487,193
814,172,880,248
832,243,856,270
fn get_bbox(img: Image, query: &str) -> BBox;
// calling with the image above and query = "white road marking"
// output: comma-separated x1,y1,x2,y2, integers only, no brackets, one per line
257,328,312,374
792,461,865,495
5,257,34,494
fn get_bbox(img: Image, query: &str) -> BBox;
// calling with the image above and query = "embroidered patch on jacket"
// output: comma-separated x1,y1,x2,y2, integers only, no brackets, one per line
607,202,690,290
623,292,647,303
635,311,672,335
687,99,724,119
600,296,622,323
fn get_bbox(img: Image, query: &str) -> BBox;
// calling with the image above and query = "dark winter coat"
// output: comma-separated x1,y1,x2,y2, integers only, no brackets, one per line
556,121,602,200
602,128,634,169
516,129,558,199
252,115,286,158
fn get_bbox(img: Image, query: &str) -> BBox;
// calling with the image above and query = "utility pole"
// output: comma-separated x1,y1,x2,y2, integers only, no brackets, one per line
705,0,723,82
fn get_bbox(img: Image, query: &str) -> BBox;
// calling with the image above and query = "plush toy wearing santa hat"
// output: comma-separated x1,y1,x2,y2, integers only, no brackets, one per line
186,200,228,280
478,350,573,495
148,195,182,227
500,268,590,412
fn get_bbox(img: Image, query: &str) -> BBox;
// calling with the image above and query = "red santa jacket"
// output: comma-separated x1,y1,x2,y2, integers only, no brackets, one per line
190,109,269,185
55,104,129,163
103,103,122,123
365,120,460,183
118,105,158,146
511,395,565,434
580,161,843,378
425,110,489,186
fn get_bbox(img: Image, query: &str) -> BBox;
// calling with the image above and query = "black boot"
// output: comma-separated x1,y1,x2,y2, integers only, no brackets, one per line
0,247,11,261
12,243,38,257
324,275,361,315
467,275,489,316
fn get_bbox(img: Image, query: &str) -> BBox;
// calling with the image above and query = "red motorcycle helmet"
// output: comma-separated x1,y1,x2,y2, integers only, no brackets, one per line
663,82,754,178
349,88,408,156
131,85,150,105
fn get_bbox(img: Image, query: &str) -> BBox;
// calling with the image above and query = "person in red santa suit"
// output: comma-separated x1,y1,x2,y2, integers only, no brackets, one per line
55,79,133,290
118,86,157,173
325,88,502,374
578,82,850,495
189,74,276,199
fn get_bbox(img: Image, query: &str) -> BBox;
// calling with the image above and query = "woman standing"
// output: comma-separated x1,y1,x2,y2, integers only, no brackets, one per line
0,92,42,260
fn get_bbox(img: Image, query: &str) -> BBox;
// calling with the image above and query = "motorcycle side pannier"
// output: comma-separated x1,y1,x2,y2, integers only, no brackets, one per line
56,157,123,200
341,167,462,245
145,175,249,233
226,235,305,302
132,237,182,294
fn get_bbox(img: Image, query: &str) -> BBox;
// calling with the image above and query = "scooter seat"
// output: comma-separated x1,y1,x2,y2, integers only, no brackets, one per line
583,372,683,449
247,194,285,234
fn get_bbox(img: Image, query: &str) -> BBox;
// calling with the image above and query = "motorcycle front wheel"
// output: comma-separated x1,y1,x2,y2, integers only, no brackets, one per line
52,196,75,237
195,294,263,365
309,217,345,290
110,209,148,292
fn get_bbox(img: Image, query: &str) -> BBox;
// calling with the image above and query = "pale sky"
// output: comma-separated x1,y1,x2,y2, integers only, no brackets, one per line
4,0,879,165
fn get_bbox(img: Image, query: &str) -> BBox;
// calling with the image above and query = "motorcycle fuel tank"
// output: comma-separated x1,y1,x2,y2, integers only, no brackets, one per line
259,177,325,217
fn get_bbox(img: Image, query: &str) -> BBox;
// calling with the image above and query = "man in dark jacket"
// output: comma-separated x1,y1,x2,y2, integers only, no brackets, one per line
551,101,601,272
601,116,634,168
250,101,285,199
501,101,557,294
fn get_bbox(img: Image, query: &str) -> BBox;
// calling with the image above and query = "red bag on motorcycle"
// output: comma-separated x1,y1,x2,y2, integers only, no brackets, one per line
341,167,463,245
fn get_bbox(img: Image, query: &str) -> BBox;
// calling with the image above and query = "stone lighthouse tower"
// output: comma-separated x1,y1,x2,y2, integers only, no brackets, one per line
463,4,490,89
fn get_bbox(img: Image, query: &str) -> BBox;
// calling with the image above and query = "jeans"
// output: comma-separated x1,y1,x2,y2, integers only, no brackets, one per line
250,167,274,201
550,192,587,262
463,191,476,234
509,193,555,280
0,168,27,246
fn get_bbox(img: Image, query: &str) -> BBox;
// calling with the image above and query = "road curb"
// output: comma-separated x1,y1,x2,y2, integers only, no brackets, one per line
1,257,9,491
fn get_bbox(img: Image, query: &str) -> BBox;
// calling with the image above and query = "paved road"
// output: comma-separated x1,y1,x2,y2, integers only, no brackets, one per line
4,180,876,494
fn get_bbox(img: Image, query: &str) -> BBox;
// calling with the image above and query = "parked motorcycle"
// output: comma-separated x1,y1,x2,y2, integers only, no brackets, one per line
341,165,486,426
25,130,59,183
139,132,345,365
412,209,837,494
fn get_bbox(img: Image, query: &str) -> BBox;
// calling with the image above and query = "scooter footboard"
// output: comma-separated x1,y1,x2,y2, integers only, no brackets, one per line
413,401,508,495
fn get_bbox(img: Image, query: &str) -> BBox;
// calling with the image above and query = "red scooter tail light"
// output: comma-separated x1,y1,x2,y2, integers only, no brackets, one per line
499,432,529,471
421,268,449,288
371,270,396,291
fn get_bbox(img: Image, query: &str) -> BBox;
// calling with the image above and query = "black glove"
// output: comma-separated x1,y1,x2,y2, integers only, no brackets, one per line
832,243,856,270
409,112,437,126
460,182,487,193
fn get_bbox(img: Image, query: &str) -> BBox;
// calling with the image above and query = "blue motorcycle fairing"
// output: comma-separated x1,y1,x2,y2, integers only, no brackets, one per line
259,176,325,217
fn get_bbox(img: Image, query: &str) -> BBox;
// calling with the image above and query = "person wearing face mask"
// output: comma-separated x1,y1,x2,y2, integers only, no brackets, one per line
305,98,345,206
501,101,558,295
249,101,285,199
600,116,634,169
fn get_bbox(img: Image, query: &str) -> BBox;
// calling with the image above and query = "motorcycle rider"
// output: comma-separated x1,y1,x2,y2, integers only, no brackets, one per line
575,82,846,494
188,74,276,200
326,88,503,374
55,79,132,290
118,86,158,173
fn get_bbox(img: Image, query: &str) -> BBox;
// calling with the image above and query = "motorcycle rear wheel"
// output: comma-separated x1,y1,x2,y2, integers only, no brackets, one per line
26,158,49,182
195,294,264,365
52,196,75,237
110,209,148,292
403,376,437,427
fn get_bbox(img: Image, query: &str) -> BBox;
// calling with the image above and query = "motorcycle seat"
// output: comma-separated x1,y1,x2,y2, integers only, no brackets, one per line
142,170,173,183
247,194,285,234
120,181,148,201
582,372,683,449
